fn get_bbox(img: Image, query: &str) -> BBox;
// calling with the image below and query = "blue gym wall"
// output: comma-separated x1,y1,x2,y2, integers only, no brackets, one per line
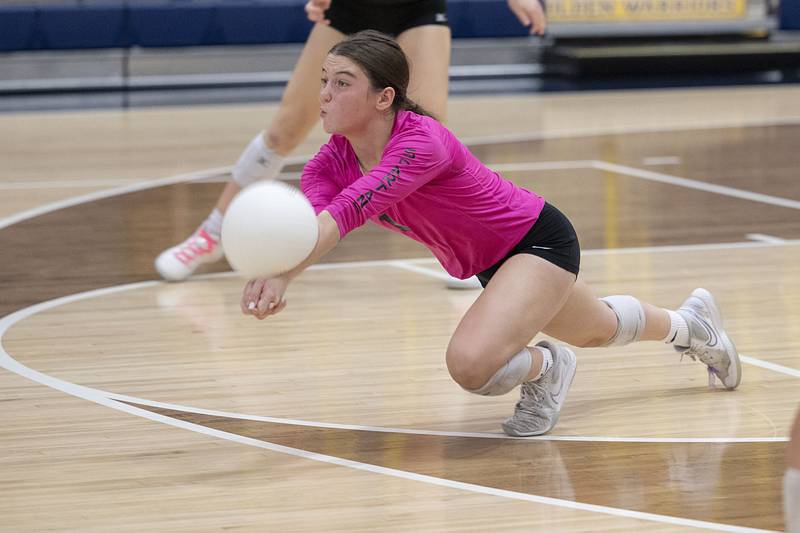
0,0,531,52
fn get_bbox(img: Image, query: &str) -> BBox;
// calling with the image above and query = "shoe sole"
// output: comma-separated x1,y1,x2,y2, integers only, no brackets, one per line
154,253,192,282
502,348,577,437
693,288,741,390
154,248,225,282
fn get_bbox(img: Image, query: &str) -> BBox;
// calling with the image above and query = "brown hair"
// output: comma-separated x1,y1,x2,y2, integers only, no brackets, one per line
328,30,434,119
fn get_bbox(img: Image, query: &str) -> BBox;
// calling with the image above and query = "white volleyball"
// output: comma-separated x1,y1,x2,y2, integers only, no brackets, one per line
221,181,319,279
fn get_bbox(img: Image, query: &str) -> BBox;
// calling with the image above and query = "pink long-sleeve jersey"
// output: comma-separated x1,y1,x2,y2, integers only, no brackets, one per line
300,110,545,279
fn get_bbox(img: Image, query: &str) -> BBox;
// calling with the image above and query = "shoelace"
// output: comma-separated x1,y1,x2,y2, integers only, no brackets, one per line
678,305,724,389
173,232,217,265
681,345,719,389
517,381,547,414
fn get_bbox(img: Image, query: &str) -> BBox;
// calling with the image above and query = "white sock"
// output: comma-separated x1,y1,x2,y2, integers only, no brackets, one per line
232,132,285,187
200,208,223,239
786,467,800,533
531,346,553,382
662,309,690,347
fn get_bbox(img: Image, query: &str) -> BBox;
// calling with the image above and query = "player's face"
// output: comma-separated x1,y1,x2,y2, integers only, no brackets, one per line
319,54,383,135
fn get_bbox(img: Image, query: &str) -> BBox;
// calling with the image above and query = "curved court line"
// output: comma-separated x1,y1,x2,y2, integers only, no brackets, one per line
5,156,799,236
1,135,798,531
104,397,794,444
0,166,230,231
0,289,783,533
0,178,150,190
0,160,581,230
1,162,798,387
5,114,798,229
0,268,795,442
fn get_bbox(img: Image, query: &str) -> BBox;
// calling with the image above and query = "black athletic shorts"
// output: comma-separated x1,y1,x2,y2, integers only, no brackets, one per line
326,0,449,36
476,203,581,288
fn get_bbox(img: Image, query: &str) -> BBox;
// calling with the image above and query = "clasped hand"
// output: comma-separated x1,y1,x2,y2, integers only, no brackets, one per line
241,276,289,319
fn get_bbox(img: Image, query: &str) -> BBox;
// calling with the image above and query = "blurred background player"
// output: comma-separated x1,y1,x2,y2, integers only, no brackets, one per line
155,0,547,289
787,407,800,533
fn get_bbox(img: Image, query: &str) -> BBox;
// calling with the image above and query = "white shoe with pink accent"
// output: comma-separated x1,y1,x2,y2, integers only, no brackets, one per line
154,229,224,281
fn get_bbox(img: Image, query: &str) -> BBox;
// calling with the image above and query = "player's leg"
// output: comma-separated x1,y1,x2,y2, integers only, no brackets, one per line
446,253,578,435
396,24,450,122
155,24,345,281
543,283,741,389
398,24,483,290
218,23,347,210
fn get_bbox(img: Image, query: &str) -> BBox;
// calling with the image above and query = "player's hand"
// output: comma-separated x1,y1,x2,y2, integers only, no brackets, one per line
305,0,331,24
507,0,547,35
241,276,289,319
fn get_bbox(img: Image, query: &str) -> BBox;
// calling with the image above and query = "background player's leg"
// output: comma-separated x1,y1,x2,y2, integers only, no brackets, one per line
155,24,345,281
786,407,800,533
399,24,481,289
397,24,451,122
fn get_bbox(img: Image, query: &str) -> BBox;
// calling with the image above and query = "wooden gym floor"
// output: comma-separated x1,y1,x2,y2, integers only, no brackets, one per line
1,85,799,532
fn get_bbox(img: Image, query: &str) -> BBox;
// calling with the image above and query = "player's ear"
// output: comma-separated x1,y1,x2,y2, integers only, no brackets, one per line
376,87,395,112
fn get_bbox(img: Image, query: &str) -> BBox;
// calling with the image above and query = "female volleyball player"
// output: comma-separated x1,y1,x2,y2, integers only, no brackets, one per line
240,30,741,437
155,0,547,288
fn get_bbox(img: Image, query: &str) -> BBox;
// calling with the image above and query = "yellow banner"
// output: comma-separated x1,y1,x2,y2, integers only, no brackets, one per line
545,0,747,22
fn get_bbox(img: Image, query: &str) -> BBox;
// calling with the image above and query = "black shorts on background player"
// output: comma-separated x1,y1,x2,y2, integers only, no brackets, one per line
325,0,449,36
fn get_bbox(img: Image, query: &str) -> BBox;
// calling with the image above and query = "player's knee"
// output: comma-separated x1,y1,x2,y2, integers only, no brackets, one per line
447,342,532,396
445,342,492,391
599,295,646,347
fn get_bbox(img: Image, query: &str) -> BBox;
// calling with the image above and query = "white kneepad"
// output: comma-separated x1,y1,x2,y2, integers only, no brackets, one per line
600,295,646,346
467,348,532,396
232,131,285,187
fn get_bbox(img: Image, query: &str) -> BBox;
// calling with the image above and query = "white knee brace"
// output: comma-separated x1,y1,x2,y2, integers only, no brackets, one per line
600,295,646,346
467,348,532,396
232,131,285,187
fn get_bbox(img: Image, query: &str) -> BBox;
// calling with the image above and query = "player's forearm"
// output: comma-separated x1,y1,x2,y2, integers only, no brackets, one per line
283,210,340,281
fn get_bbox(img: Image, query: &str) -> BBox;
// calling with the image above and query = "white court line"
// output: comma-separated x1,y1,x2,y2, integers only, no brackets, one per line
225,117,800,176
0,179,145,190
0,177,785,532
105,393,790,444
489,160,596,172
593,161,800,211
643,156,682,166
1,257,798,434
0,152,797,531
178,118,800,172
5,116,798,200
478,159,800,212
581,238,800,256
1,158,798,386
188,237,800,280
740,356,800,379
0,167,230,231
460,116,800,147
746,233,787,244
0,287,784,533
389,261,461,283
4,153,795,233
